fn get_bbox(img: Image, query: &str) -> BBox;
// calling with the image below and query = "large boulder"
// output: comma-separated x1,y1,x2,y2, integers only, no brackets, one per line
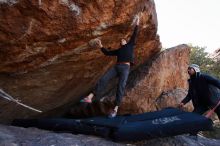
121,44,190,113
0,0,161,123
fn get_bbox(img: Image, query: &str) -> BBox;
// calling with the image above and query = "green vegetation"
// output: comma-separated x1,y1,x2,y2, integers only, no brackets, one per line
189,45,220,79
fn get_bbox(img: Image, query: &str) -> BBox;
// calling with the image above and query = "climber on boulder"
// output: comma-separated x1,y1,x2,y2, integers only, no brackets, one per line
80,15,140,118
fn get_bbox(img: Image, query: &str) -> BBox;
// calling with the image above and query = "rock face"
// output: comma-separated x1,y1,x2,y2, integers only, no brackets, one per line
155,88,193,111
0,0,161,123
1,124,220,146
121,44,190,113
70,44,191,117
137,135,220,146
0,124,123,146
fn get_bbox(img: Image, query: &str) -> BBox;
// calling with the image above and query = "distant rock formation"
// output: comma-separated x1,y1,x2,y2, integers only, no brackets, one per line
212,48,220,61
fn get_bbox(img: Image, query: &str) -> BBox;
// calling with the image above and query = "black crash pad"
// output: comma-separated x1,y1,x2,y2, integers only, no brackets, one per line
12,108,213,142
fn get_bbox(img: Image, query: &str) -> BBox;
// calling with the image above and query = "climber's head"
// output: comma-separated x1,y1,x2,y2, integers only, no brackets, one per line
120,38,127,46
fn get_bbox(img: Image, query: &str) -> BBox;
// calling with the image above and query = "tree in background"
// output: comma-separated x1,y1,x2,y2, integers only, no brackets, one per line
189,45,220,78
211,59,220,79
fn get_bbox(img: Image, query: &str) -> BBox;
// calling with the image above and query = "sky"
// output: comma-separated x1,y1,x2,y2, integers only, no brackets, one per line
154,0,220,53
